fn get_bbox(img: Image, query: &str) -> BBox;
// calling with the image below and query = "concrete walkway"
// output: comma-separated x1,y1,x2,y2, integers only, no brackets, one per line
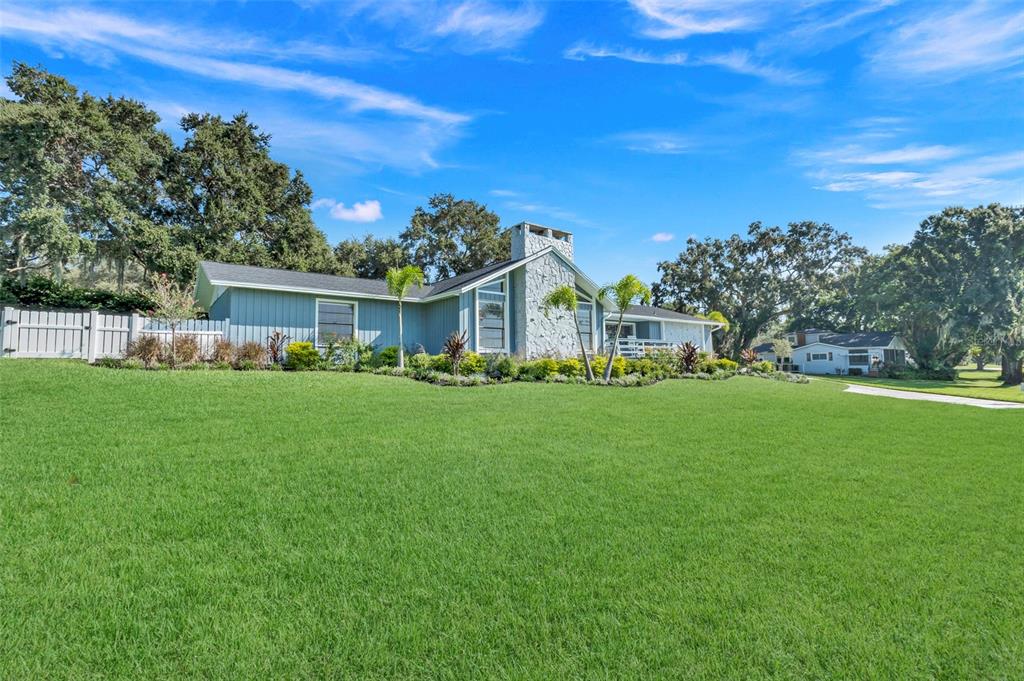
843,383,1024,410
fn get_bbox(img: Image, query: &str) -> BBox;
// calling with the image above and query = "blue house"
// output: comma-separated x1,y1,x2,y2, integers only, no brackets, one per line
195,223,720,358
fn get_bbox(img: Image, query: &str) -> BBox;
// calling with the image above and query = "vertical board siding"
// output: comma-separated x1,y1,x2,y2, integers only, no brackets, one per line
423,297,459,354
459,291,475,350
208,289,231,320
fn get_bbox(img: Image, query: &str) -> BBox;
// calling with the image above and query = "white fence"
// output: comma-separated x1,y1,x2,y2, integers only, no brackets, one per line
1,306,227,361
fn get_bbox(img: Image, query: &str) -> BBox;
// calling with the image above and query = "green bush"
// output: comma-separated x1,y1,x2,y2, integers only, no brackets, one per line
121,357,145,370
429,354,452,373
0,275,155,313
529,358,560,379
695,351,718,374
752,360,775,373
210,360,233,370
461,352,487,375
322,336,372,369
559,357,585,377
285,341,320,370
375,345,400,367
235,359,260,371
591,355,626,378
486,354,519,379
625,358,660,376
714,357,739,372
408,352,432,370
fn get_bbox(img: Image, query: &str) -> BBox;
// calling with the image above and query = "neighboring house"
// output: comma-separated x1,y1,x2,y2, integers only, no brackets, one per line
754,329,910,375
195,223,720,358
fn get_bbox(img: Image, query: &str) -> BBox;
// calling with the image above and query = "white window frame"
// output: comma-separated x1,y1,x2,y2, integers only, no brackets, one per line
314,298,359,347
606,321,636,339
474,274,509,354
809,352,829,361
577,292,596,353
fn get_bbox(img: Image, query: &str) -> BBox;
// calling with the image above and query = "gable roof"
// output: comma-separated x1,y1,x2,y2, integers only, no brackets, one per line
621,305,720,325
753,342,774,353
199,247,594,304
814,331,896,348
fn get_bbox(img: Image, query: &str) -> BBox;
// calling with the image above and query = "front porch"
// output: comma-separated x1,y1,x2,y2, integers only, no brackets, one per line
605,337,676,358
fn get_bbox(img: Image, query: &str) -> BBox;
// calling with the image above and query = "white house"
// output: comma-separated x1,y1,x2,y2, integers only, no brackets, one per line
754,329,909,375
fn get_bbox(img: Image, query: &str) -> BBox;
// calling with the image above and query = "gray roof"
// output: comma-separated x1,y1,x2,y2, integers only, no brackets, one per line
815,331,896,348
200,259,514,301
753,342,774,352
623,305,714,323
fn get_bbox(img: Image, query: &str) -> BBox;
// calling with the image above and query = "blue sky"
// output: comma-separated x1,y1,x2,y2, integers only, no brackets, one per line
2,0,1023,283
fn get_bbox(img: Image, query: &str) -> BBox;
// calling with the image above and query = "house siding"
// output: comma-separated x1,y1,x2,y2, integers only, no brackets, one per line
661,320,707,350
423,296,459,354
215,287,430,350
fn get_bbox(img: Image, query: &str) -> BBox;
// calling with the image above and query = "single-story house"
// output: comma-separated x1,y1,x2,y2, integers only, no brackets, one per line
195,222,721,358
754,329,910,375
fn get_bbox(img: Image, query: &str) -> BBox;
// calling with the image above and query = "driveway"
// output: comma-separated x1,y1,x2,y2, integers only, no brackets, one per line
842,383,1024,410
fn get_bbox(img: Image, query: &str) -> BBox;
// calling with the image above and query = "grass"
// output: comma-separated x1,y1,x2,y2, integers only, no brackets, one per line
821,367,1024,404
1,361,1022,679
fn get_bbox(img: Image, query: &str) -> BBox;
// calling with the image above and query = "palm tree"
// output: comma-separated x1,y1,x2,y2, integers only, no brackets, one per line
541,284,595,380
385,264,425,369
598,274,652,381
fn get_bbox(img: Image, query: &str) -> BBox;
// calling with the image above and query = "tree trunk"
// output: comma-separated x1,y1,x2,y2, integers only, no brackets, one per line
573,310,594,381
397,300,405,369
1001,348,1023,386
605,311,625,381
975,357,985,371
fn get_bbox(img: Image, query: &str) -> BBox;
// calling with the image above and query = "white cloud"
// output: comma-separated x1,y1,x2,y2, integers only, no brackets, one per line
800,144,965,166
869,2,1024,81
650,232,675,242
489,189,520,197
609,131,695,155
563,42,816,85
697,50,821,86
313,198,384,222
1,3,466,125
628,0,768,39
564,42,687,66
434,1,545,51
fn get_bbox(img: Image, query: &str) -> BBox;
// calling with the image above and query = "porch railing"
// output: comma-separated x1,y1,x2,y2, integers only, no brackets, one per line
607,338,677,358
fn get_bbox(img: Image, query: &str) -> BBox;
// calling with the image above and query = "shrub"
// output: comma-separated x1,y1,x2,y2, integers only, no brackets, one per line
462,351,487,375
375,345,400,367
182,361,209,371
529,357,560,379
266,331,290,365
676,342,699,374
486,354,519,379
626,358,659,376
408,352,432,370
172,334,202,365
694,351,719,374
848,367,863,376
880,365,955,381
322,336,373,369
591,355,626,378
429,354,452,372
752,360,775,374
211,339,236,364
210,360,233,370
740,347,758,366
0,275,155,313
96,356,121,369
285,341,320,370
121,357,144,370
235,341,267,367
559,357,584,377
714,357,739,372
125,335,163,368
235,359,260,371
442,330,470,375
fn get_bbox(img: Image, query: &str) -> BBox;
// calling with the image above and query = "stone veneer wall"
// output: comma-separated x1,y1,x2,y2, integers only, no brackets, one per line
511,224,574,262
521,251,579,358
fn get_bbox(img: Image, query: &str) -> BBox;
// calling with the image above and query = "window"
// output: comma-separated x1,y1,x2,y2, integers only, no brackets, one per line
884,349,906,366
606,322,635,339
316,301,355,344
809,352,829,361
477,277,507,351
848,352,869,366
577,294,593,351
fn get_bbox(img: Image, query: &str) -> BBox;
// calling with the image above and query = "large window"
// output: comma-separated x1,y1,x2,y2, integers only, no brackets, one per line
605,322,635,339
477,278,507,351
577,293,593,351
884,349,906,366
317,301,355,344
848,352,869,366
808,352,831,362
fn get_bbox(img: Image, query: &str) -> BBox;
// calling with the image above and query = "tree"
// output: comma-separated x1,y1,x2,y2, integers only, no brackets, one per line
772,338,793,361
385,264,425,369
400,193,509,281
598,274,652,381
149,273,200,368
166,112,336,279
334,235,409,279
654,221,865,358
541,284,595,380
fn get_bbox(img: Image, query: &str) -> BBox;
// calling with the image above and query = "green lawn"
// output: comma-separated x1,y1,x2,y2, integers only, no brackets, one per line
821,367,1024,404
2,361,1022,679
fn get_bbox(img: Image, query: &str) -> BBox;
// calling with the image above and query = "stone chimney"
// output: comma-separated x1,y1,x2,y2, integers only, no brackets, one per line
510,222,573,261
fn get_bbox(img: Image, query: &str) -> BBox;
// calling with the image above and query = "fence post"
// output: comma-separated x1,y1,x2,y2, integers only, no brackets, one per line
223,317,231,344
87,309,100,363
1,306,14,358
129,312,142,343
